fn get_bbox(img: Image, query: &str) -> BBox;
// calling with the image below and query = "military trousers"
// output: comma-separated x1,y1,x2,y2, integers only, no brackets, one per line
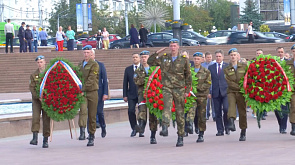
188,97,207,131
137,92,147,122
162,87,185,136
79,91,98,134
149,112,158,132
227,92,247,130
31,98,50,137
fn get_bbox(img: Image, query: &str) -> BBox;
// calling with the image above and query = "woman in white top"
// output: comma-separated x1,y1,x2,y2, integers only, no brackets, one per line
56,26,66,51
102,27,109,50
246,21,254,43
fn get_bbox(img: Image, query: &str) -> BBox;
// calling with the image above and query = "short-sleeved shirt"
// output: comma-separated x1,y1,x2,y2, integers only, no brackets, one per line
66,30,75,40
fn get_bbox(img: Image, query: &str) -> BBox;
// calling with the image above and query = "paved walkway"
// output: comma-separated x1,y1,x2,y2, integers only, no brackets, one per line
0,111,294,165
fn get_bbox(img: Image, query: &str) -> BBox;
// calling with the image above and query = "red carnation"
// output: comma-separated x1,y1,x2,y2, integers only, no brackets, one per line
259,91,264,95
253,72,258,76
152,86,157,91
278,91,283,97
261,78,266,83
153,103,158,108
152,79,157,84
159,94,163,98
159,76,162,81
281,86,285,91
274,94,279,99
260,72,265,77
254,87,259,92
255,96,260,101
270,59,276,63
159,105,164,110
266,70,270,74
185,99,187,103
257,75,261,80
151,92,155,97
273,63,278,67
154,74,158,78
156,89,160,94
156,82,161,87
276,77,281,81
260,98,265,103
259,68,264,73
148,90,151,94
154,96,159,101
282,80,287,85
249,93,255,98
158,100,163,105
149,99,153,103
274,71,280,76
160,84,163,89
266,64,271,69
171,107,176,112
147,94,152,98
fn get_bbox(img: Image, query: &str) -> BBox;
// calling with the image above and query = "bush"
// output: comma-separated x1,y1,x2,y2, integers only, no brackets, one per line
259,25,270,32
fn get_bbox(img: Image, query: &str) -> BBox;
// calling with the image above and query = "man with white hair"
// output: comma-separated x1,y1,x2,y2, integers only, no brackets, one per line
31,26,39,52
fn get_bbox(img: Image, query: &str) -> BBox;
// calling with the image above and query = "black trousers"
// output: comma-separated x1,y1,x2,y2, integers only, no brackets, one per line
275,104,289,130
67,39,74,51
5,33,13,53
25,40,32,52
96,89,106,129
19,38,25,53
248,34,254,43
213,92,229,133
41,40,47,46
128,98,138,130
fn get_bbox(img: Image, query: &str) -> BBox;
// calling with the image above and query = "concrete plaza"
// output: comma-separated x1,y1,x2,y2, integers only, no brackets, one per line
0,111,295,165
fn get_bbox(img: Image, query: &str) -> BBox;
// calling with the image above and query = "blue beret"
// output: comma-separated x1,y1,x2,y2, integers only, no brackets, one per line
83,45,92,50
140,50,150,56
169,38,179,44
35,55,44,61
228,48,238,55
291,44,295,50
193,52,203,57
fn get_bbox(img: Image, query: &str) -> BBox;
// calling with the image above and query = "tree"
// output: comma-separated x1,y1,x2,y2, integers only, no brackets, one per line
239,0,263,30
208,0,233,30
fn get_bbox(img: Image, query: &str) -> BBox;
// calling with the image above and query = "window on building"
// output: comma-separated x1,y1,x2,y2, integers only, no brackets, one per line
26,8,29,18
113,2,116,10
32,8,34,18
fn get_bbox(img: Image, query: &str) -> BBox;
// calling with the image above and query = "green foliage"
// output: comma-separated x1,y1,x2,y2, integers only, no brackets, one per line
239,0,264,30
259,24,270,32
208,0,233,30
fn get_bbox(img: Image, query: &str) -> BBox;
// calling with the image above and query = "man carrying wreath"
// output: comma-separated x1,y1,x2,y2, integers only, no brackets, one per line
29,55,51,148
224,48,247,141
78,45,99,147
148,39,192,147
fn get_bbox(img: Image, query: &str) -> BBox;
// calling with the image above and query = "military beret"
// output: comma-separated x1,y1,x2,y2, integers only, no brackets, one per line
26,25,30,27
193,52,203,57
83,45,92,50
291,44,295,50
35,55,45,61
228,48,238,55
140,50,150,56
169,38,179,44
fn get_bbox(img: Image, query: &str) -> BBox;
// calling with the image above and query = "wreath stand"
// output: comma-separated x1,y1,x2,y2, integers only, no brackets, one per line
49,119,78,142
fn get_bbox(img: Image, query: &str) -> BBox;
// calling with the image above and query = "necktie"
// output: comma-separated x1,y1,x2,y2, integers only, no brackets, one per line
218,63,221,75
135,66,138,71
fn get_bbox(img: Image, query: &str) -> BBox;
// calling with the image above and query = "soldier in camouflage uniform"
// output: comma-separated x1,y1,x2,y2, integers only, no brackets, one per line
134,50,158,144
186,52,211,143
147,39,192,147
224,48,247,141
286,44,295,136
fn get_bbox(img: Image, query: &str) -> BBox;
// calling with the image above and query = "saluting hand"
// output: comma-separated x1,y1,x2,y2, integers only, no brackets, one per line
156,47,167,54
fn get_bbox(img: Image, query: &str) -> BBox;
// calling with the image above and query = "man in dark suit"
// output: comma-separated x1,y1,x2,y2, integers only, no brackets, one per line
18,22,26,53
123,53,140,137
208,49,230,136
90,50,109,138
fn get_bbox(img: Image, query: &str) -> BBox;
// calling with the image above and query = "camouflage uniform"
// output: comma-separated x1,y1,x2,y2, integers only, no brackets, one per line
134,65,158,131
148,52,192,136
186,66,211,132
286,59,295,124
224,62,247,130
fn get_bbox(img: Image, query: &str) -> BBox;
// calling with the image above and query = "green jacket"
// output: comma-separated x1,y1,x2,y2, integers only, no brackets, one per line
78,59,99,92
134,65,148,95
286,59,295,90
147,52,192,93
224,62,247,93
194,66,211,97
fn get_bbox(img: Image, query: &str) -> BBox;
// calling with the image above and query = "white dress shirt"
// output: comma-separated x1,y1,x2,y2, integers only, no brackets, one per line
133,64,140,71
4,23,14,35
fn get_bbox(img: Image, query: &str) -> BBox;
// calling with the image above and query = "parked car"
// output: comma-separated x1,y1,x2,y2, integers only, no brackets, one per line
81,34,121,48
262,32,290,42
47,37,80,49
288,34,295,42
164,30,217,45
207,30,236,44
227,31,284,44
110,32,200,49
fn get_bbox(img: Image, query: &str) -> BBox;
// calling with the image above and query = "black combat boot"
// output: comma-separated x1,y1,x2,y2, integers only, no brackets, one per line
30,132,38,145
87,134,95,146
150,131,157,144
195,127,199,134
239,129,246,141
228,118,236,132
42,137,49,148
79,127,86,140
186,121,194,134
176,136,183,147
101,127,106,138
159,125,168,136
196,131,204,143
290,123,295,136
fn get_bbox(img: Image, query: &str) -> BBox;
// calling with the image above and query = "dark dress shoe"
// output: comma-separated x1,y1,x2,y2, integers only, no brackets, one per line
139,133,144,137
150,137,157,144
213,117,216,122
185,121,194,134
130,130,137,137
101,128,106,138
42,137,49,148
281,129,287,134
184,132,188,137
216,132,224,136
225,128,230,135
176,136,183,147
